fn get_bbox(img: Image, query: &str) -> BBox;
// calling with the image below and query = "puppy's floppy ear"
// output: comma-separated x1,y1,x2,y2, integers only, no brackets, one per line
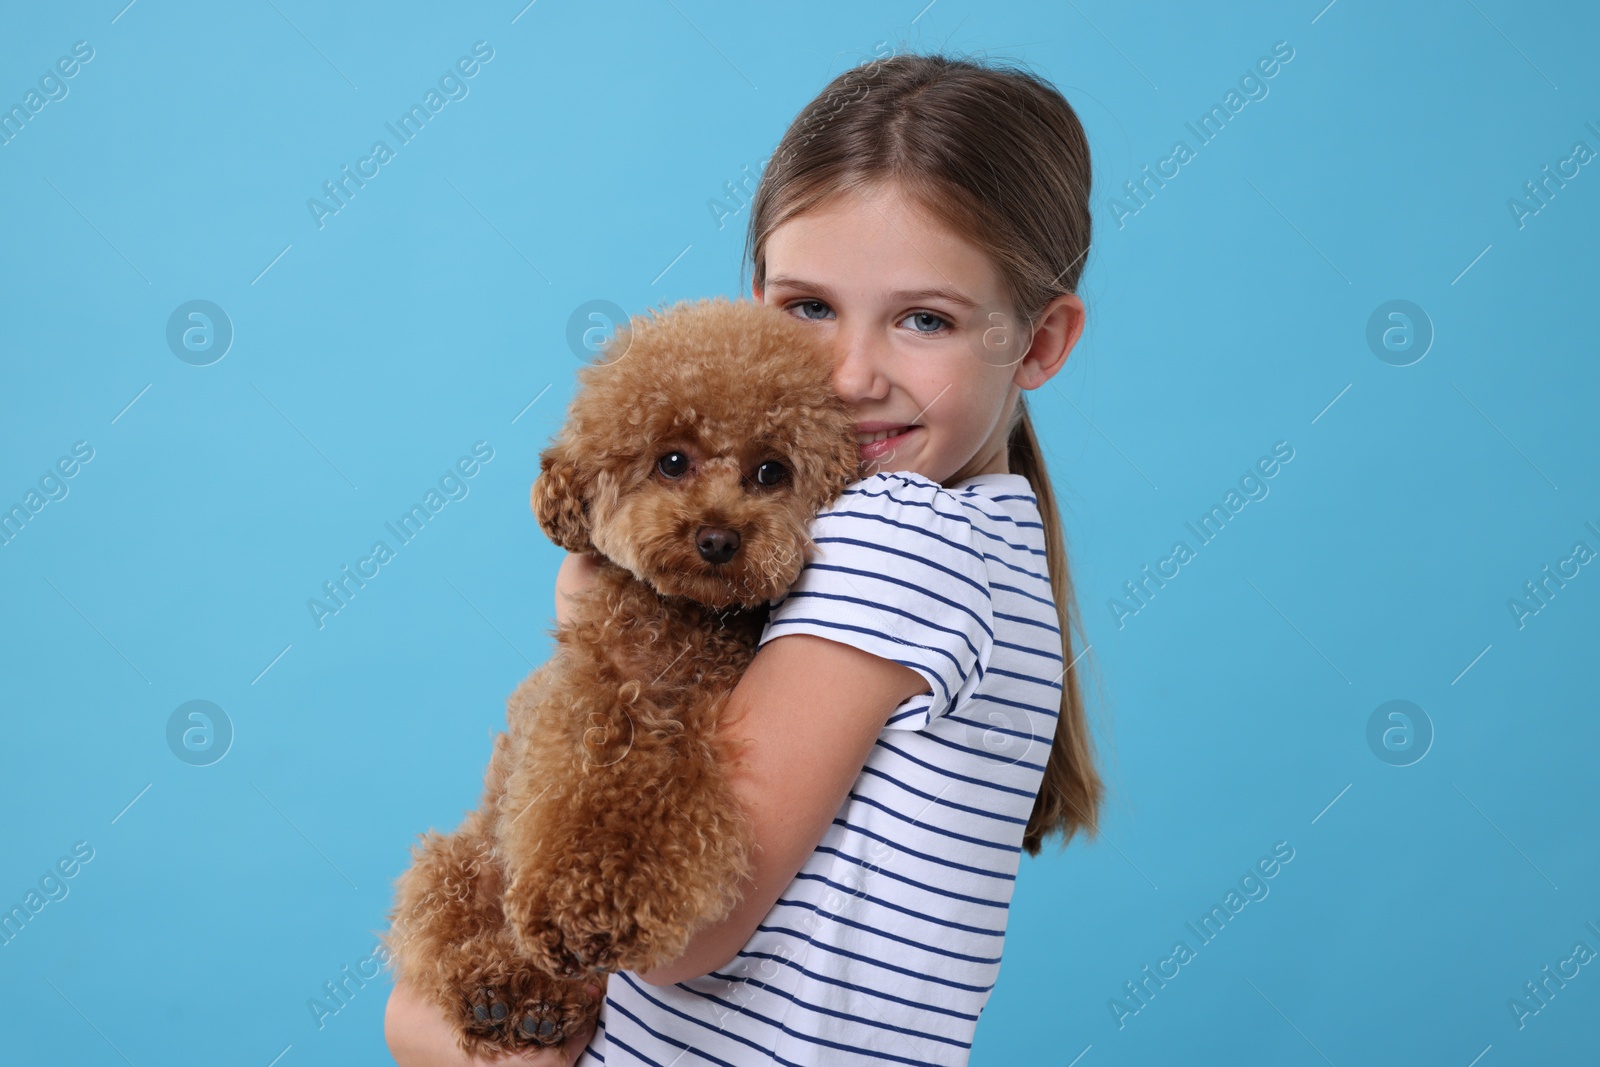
530,439,594,553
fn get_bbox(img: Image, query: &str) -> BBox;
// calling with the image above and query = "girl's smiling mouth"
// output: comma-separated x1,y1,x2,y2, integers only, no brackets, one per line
856,423,920,459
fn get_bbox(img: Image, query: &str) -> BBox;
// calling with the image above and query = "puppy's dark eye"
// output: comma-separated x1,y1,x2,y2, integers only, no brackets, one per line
657,452,690,478
754,460,789,487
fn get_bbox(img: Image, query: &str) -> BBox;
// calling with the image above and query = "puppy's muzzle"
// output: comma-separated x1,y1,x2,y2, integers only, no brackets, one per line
696,526,741,565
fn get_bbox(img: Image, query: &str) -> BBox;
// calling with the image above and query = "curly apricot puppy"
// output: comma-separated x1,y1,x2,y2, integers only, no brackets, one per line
384,296,861,1057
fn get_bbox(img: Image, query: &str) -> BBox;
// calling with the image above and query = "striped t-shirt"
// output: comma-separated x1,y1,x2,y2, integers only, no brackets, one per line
576,469,1063,1066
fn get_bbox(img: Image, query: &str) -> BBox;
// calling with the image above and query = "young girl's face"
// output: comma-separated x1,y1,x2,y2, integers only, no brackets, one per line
754,180,1037,487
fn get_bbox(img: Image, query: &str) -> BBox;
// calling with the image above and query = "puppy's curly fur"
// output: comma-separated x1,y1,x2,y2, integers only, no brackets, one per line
383,297,862,1056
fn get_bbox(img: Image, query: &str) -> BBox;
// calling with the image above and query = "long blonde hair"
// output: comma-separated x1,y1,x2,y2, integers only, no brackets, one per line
743,50,1106,854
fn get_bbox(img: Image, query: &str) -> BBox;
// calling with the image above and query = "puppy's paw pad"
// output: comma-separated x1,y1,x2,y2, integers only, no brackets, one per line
514,1005,565,1044
464,986,511,1037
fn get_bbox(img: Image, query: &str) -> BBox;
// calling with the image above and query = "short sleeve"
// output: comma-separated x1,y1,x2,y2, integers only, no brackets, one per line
758,472,996,731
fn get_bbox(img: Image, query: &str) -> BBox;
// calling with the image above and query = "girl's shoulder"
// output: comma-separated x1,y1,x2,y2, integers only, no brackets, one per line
826,470,1044,546
767,471,1008,727
799,468,1050,609
839,468,1039,503
816,470,986,557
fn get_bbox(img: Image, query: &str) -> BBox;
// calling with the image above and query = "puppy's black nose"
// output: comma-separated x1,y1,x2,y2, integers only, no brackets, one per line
696,526,741,565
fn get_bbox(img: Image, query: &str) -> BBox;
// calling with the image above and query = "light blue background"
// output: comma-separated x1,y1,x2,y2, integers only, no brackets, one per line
2,2,1595,1064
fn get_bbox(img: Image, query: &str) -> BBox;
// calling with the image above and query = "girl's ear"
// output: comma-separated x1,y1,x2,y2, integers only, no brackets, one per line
530,441,595,553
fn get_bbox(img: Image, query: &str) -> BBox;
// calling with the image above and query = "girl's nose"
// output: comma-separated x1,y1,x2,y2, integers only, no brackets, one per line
830,324,889,402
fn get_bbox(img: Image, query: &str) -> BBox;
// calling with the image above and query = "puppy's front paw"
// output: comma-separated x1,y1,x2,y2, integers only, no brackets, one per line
505,880,597,980
532,865,684,977
452,965,601,1055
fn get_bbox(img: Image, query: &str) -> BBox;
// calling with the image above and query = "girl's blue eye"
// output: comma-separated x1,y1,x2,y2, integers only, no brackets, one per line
902,311,949,334
788,299,833,321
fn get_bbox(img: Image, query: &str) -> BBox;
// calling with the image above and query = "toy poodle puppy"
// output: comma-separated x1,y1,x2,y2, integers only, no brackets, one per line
383,296,862,1056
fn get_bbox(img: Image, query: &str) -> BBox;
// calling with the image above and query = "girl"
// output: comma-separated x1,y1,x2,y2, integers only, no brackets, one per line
386,49,1104,1066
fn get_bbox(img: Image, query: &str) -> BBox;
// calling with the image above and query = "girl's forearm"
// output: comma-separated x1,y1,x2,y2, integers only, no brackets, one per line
639,635,925,986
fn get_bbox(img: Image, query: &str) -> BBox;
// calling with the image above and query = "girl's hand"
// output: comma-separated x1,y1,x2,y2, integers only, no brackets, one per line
555,551,605,628
384,978,599,1066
